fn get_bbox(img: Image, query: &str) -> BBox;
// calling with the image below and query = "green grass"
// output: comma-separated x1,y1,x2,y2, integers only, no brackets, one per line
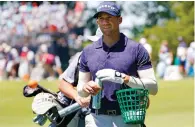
0,78,194,127
145,78,194,127
0,80,58,127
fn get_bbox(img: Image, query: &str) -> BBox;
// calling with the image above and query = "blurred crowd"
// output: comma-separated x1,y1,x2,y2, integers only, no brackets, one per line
0,1,86,37
0,1,86,51
0,2,194,81
155,37,195,80
139,37,194,80
0,1,88,80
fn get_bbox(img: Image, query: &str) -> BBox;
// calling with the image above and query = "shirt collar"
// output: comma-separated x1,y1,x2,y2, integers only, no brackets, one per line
94,36,103,48
94,33,127,49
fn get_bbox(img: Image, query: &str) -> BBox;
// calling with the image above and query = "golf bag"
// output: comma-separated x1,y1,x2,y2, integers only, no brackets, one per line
23,85,79,127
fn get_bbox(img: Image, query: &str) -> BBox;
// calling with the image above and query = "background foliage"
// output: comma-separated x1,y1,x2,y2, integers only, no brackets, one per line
134,1,194,61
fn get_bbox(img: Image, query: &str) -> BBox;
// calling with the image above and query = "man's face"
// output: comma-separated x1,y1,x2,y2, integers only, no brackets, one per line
96,12,122,36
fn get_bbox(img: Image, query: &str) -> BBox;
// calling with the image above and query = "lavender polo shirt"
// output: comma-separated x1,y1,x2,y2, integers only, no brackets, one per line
80,33,152,101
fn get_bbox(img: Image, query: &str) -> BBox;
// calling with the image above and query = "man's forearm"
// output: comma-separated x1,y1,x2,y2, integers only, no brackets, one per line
77,71,91,97
77,82,90,97
124,68,158,95
125,76,158,95
58,80,77,100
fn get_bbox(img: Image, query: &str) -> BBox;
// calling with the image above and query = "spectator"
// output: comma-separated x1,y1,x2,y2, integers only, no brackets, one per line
176,36,187,75
18,46,30,80
139,37,152,59
156,40,173,78
186,41,195,77
0,45,6,80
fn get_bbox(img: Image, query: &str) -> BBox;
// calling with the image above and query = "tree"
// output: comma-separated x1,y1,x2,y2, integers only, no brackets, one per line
142,1,194,61
130,1,177,38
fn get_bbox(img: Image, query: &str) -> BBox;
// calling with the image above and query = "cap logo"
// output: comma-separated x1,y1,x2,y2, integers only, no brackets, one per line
97,4,117,12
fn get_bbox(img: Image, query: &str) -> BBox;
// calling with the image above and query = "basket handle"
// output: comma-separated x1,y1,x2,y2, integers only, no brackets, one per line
120,77,146,90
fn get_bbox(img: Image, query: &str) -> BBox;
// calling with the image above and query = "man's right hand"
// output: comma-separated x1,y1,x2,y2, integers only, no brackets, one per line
83,81,101,96
76,81,101,107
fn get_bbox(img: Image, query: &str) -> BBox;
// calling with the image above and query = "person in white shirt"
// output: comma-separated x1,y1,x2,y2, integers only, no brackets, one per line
139,37,152,59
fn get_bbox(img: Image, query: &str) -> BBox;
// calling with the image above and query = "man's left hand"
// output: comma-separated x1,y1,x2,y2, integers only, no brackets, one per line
96,69,127,84
75,95,91,108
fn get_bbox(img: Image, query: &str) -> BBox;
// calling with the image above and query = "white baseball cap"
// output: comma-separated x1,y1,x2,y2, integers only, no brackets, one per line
86,28,103,42
139,38,147,45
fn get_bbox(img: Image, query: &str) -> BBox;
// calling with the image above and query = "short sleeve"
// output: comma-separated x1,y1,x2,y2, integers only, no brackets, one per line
59,53,80,84
79,50,90,72
137,44,152,70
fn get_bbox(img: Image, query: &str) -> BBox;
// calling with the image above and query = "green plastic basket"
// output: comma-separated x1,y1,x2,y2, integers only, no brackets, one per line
116,88,149,124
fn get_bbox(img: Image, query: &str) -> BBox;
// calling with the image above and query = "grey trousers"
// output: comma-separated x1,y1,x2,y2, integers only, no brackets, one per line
85,113,142,127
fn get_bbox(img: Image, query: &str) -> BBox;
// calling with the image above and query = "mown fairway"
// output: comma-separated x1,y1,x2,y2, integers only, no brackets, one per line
145,78,194,127
0,78,193,127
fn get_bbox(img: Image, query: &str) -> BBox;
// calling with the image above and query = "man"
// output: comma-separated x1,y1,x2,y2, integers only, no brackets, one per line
77,1,158,127
186,41,195,76
29,28,102,127
176,36,187,75
139,37,152,59
58,28,103,127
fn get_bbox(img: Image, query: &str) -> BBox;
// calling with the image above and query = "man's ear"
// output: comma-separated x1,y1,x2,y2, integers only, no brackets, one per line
118,17,122,24
96,19,99,25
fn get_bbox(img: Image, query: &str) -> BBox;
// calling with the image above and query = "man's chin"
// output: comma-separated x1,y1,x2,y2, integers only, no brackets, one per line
103,30,112,36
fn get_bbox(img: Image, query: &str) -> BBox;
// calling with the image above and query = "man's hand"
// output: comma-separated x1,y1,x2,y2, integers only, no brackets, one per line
75,95,91,108
96,69,128,84
76,81,101,107
83,81,101,96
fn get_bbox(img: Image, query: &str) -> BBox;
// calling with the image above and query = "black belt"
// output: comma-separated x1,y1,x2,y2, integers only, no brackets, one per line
90,97,121,116
91,109,121,116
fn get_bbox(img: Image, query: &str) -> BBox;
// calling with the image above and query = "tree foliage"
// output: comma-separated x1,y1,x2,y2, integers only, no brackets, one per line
142,1,194,61
131,1,177,38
